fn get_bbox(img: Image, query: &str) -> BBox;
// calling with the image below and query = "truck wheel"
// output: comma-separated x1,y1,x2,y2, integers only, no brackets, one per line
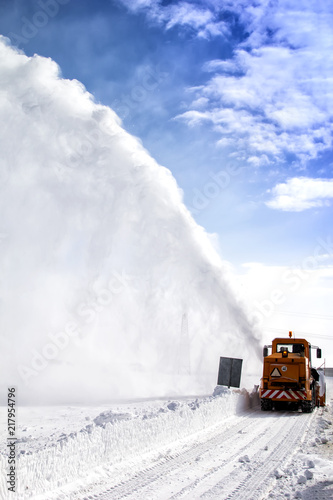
261,399,272,411
302,401,313,413
303,384,316,413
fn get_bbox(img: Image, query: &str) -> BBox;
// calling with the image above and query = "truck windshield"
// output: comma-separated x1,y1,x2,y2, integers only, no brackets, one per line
276,343,304,355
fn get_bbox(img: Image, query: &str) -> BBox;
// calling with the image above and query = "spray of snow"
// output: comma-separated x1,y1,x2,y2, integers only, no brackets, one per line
0,36,261,404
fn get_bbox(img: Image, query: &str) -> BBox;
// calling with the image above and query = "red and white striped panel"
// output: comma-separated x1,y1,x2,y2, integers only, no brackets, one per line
261,389,307,400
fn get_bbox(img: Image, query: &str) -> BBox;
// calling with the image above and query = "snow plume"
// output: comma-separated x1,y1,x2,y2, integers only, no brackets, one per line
0,37,260,404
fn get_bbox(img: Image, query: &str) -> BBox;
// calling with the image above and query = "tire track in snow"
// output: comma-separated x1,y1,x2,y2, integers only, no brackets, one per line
94,409,306,500
93,409,260,500
201,410,316,500
168,411,291,499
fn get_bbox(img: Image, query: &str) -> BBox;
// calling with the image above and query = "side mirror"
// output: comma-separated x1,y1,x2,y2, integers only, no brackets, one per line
317,348,322,359
263,346,268,357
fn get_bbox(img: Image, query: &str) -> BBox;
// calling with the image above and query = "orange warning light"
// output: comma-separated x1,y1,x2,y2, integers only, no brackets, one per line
289,331,293,338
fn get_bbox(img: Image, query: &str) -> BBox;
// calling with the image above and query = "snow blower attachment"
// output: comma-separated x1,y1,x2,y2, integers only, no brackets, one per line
217,357,243,388
259,331,326,412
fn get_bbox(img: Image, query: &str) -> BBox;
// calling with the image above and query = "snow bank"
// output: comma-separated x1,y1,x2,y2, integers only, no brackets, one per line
0,391,253,498
0,36,261,404
266,380,333,500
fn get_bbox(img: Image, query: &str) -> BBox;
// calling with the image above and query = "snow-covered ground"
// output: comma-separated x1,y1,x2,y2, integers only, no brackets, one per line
1,379,332,500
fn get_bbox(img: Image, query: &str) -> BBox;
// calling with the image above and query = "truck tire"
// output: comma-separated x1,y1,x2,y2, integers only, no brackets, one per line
261,399,272,411
302,400,313,413
302,385,315,413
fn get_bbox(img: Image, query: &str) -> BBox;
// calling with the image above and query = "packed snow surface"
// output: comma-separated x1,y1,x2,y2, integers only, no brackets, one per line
0,380,332,499
0,36,261,405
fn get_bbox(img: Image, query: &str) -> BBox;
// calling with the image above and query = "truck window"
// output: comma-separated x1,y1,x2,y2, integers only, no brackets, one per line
292,344,305,354
276,343,304,355
276,344,290,353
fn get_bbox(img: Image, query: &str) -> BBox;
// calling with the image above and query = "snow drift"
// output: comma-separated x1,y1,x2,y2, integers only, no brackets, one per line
0,36,261,404
0,391,254,499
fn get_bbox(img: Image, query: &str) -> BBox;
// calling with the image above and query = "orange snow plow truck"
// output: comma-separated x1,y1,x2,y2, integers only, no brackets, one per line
259,332,326,412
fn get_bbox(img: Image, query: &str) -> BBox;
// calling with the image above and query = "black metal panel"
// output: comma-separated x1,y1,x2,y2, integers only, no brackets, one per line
217,357,243,388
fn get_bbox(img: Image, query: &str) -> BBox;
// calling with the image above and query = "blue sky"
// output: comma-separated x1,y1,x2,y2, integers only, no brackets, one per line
1,0,333,354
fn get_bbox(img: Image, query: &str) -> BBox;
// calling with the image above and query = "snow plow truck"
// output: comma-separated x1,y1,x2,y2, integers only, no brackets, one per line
259,331,326,412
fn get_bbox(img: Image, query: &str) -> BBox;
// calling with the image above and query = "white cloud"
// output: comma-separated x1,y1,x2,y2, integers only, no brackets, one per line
118,1,333,165
118,0,228,37
191,96,209,109
117,0,157,12
203,59,240,74
247,155,270,167
163,2,213,30
198,21,230,39
177,1,333,166
266,177,333,211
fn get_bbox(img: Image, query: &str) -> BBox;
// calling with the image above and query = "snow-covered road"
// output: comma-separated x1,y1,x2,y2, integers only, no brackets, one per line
95,408,323,500
1,383,332,500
